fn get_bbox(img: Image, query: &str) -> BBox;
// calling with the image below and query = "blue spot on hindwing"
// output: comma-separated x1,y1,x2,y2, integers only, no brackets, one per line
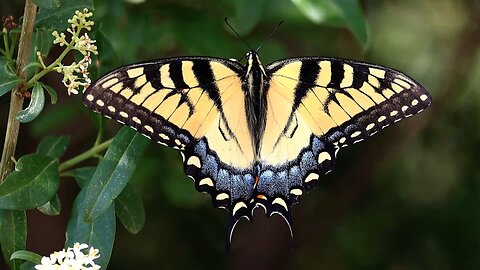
178,133,191,144
257,169,290,197
243,174,254,188
201,154,218,176
216,169,230,191
231,174,252,201
327,130,343,144
257,170,274,196
299,151,316,174
163,126,175,136
194,140,207,156
311,136,325,155
288,166,301,186
275,170,289,195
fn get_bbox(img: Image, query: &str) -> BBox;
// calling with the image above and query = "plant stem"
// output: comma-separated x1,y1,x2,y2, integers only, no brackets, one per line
25,23,82,88
25,44,73,88
0,0,38,183
58,139,112,172
94,117,104,146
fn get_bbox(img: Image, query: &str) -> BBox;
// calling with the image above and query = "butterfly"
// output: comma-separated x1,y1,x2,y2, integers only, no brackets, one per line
83,49,431,242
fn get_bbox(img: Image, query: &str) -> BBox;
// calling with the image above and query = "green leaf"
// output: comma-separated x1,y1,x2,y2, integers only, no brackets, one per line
32,0,62,10
158,160,203,208
291,0,338,23
0,154,59,210
28,28,54,79
21,62,43,73
115,183,145,234
10,250,42,264
174,19,237,57
36,135,70,159
66,186,115,269
16,82,45,123
0,210,27,270
0,77,21,98
90,28,119,80
229,0,269,35
70,167,96,188
83,127,149,223
35,0,94,30
39,82,58,104
29,102,84,137
20,261,36,270
0,58,21,98
290,0,369,48
37,194,61,215
330,0,369,48
124,0,145,3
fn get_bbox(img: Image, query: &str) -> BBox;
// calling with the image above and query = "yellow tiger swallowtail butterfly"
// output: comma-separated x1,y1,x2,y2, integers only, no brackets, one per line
83,50,431,242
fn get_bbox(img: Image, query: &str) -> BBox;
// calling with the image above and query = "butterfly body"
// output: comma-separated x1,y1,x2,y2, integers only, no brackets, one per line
243,51,268,158
83,50,431,241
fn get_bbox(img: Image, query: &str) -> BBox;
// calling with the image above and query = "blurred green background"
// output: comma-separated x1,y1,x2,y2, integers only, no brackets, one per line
1,0,480,269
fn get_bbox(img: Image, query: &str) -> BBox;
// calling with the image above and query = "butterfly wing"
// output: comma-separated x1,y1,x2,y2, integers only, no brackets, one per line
257,58,432,221
83,57,257,216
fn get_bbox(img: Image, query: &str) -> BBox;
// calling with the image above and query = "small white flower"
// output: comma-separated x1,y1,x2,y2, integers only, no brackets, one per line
41,9,97,95
52,31,68,47
35,243,101,270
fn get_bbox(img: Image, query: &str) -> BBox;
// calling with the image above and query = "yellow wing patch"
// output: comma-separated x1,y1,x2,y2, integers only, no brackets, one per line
202,77,255,169
260,80,311,165
264,57,431,167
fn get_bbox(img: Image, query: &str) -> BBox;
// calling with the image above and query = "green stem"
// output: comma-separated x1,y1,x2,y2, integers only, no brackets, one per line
94,118,104,146
0,0,38,183
58,139,112,172
25,44,73,87
26,23,83,88
60,171,73,178
0,47,5,55
37,53,47,69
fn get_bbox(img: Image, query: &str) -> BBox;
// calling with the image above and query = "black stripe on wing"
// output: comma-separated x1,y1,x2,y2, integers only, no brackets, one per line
83,57,243,145
83,74,194,149
327,60,344,89
267,57,432,148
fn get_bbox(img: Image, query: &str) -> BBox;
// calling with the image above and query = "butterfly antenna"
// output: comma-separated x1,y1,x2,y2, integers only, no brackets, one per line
256,20,283,52
224,17,252,51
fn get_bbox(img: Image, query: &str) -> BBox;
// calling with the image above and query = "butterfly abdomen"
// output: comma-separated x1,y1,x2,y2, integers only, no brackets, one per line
243,51,269,158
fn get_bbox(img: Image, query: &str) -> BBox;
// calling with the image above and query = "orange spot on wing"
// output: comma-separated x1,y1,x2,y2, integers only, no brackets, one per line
256,195,267,200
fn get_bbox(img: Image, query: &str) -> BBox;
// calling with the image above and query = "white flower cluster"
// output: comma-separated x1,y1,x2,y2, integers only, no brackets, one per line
35,243,101,270
54,53,94,95
67,9,95,32
50,9,98,95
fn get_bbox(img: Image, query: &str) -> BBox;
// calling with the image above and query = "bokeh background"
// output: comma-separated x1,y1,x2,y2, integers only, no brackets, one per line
1,0,479,269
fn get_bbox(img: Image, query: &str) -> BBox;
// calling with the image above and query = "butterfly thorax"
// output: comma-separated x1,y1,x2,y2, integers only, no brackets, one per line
243,51,268,159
